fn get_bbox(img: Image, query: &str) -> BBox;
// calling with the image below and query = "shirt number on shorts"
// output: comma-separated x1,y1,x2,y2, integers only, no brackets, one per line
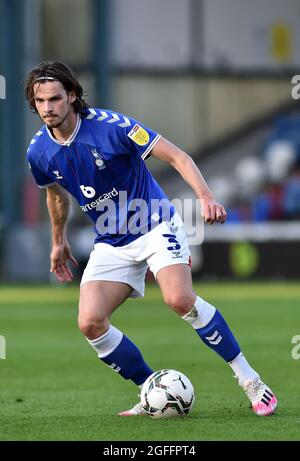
162,233,181,251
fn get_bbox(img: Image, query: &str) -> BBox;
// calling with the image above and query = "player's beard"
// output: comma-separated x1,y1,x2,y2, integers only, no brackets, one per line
44,110,70,129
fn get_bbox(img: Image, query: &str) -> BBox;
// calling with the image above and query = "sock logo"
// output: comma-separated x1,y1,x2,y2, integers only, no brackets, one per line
205,330,223,345
108,362,121,373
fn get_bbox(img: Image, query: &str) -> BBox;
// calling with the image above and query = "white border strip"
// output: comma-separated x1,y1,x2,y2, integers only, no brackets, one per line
46,114,81,146
141,134,161,160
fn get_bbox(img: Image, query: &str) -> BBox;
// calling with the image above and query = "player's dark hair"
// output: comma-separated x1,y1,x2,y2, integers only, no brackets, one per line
25,61,89,114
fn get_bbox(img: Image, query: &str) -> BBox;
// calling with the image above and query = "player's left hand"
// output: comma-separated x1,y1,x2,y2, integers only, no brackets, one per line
200,197,227,224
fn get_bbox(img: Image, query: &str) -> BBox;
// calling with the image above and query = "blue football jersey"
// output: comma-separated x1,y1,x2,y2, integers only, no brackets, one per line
27,108,174,246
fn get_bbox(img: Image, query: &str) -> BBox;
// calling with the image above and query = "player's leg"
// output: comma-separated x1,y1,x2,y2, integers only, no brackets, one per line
156,264,244,365
155,263,277,416
78,280,153,393
148,234,277,416
79,242,154,415
147,213,244,366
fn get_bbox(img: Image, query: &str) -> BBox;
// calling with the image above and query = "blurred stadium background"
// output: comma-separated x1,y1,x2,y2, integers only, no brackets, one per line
0,0,300,283
1,0,300,443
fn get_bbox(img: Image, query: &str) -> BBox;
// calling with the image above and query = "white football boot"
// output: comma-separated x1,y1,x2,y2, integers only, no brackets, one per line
243,376,277,416
118,396,146,416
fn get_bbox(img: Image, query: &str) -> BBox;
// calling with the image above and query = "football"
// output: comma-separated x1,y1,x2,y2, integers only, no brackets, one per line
141,369,195,419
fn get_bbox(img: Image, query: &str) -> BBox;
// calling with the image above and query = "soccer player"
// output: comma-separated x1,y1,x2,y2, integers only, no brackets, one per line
25,61,277,416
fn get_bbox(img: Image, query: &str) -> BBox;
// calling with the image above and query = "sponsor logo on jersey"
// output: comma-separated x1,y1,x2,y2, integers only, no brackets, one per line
127,124,149,146
80,185,96,198
80,187,118,212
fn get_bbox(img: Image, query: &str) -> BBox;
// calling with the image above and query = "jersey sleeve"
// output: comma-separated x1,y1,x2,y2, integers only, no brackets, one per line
121,117,161,160
85,109,161,160
27,153,56,188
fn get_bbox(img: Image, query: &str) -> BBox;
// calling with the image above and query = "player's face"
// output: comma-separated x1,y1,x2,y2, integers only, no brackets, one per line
33,81,76,129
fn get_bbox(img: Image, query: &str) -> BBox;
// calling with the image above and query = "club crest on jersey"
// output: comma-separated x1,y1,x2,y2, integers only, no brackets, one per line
127,124,150,146
53,170,63,179
91,149,106,170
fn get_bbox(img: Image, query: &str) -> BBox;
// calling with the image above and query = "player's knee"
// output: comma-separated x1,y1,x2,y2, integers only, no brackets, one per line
164,291,196,316
77,315,108,339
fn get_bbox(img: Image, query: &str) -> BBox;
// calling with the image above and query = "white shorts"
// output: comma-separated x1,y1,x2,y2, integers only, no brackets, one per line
80,213,191,298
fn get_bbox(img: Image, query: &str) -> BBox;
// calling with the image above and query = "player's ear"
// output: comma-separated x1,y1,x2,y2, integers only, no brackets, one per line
69,91,76,104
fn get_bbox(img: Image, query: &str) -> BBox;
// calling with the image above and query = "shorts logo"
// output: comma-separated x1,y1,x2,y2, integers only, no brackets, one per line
80,185,96,198
127,124,150,146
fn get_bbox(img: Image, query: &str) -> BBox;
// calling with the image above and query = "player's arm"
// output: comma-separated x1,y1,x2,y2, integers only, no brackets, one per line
46,184,78,282
150,137,227,224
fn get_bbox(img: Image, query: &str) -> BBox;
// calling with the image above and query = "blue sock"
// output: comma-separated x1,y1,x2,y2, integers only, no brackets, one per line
101,335,153,385
195,309,240,362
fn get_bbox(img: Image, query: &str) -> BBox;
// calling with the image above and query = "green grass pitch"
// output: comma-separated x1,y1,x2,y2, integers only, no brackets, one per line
0,281,299,441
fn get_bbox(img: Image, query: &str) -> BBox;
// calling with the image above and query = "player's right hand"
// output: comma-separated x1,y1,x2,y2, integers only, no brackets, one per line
50,240,78,283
